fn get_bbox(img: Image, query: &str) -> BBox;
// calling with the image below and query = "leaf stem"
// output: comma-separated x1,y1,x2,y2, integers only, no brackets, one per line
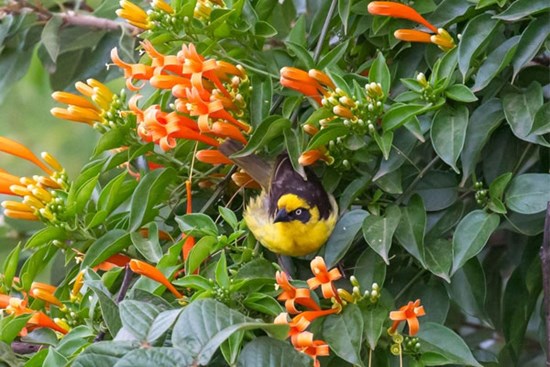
313,0,338,63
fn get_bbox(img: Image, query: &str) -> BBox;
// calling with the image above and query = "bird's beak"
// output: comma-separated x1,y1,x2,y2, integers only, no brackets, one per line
274,208,290,223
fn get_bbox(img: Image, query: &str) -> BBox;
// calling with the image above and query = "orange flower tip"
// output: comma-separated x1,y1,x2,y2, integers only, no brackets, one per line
394,29,432,43
367,1,438,33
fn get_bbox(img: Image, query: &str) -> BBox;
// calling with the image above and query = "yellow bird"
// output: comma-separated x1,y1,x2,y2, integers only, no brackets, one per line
242,154,338,257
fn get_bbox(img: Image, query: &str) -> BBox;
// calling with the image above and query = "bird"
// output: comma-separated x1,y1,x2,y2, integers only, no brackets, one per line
219,140,338,257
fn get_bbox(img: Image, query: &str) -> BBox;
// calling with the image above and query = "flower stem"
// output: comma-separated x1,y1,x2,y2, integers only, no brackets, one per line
313,0,338,63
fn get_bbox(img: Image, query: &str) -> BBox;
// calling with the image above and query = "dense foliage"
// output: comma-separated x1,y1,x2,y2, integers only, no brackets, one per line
0,0,549,366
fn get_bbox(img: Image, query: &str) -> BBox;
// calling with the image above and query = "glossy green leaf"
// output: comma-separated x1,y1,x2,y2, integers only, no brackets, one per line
489,172,512,202
254,21,277,37
147,309,183,344
511,16,550,80
218,206,239,230
215,252,230,289
431,105,469,173
493,0,550,21
505,174,550,214
237,337,312,367
87,280,122,337
373,130,393,160
2,244,20,289
131,223,163,263
323,304,364,366
119,300,161,342
360,302,387,351
185,236,217,274
451,210,500,275
354,247,387,288
418,322,482,367
250,76,272,128
307,124,348,150
362,206,401,264
369,51,391,98
395,195,426,266
445,84,478,102
472,36,520,92
531,102,550,135
285,42,314,69
41,15,62,62
129,168,176,231
324,209,369,268
458,13,500,80
503,82,549,147
232,117,291,157
243,293,283,316
413,171,458,212
81,230,132,268
426,201,465,241
373,129,417,180
382,104,428,132
0,314,32,344
176,213,218,237
114,347,193,367
449,258,489,322
339,175,371,210
97,171,136,214
24,226,66,249
317,40,349,69
460,99,504,184
20,245,57,291
338,0,352,34
73,341,138,367
424,238,452,283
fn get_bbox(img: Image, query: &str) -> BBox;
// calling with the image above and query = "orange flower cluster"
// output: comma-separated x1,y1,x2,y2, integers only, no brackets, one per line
280,67,386,166
389,299,426,336
194,0,226,21
368,2,455,51
274,257,342,366
0,137,68,223
117,0,175,30
111,41,251,153
50,79,119,128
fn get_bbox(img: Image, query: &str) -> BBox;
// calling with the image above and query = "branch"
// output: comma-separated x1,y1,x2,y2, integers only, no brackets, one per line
60,12,140,36
541,201,550,367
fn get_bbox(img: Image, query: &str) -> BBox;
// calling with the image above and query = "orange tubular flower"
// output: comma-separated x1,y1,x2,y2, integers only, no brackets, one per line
30,288,65,310
280,67,327,104
276,271,320,314
292,331,329,367
195,149,233,165
28,312,69,334
389,299,426,336
394,29,432,44
367,2,438,33
129,259,183,298
111,48,155,90
0,137,52,174
71,270,85,300
231,170,261,189
306,257,342,300
299,149,329,167
116,0,150,29
0,171,20,195
152,0,174,13
94,253,131,272
210,121,247,144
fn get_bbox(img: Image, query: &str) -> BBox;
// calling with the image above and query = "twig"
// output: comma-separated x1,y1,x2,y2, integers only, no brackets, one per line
313,0,338,63
95,265,133,342
541,201,550,367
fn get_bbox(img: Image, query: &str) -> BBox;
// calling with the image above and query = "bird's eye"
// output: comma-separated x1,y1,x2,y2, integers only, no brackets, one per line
295,209,303,216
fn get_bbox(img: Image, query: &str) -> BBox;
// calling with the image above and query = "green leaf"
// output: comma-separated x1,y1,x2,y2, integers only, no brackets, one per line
395,195,426,267
119,300,161,342
129,168,176,231
413,171,458,212
531,102,550,135
369,51,391,98
285,42,314,69
254,21,277,37
451,210,500,275
362,206,400,264
172,274,214,291
94,127,128,156
323,304,364,366
176,213,218,237
503,82,549,147
114,347,194,367
19,245,57,291
431,105,469,173
250,76,272,128
219,206,239,230
449,258,489,322
0,314,32,344
493,0,550,21
374,129,417,180
472,36,520,92
445,84,478,102
505,174,550,214
243,293,283,316
354,248,387,288
97,171,136,214
338,0,352,34
82,229,132,268
73,341,138,367
424,238,452,283
373,130,393,160
87,280,122,337
489,172,512,202
307,124,348,150
41,15,62,62
2,244,20,289
185,236,217,274
324,209,369,268
382,104,429,131
460,99,504,184
339,175,371,210
232,116,291,157
24,226,66,249
431,47,458,88
237,337,312,367
287,15,306,46
458,13,500,80
360,302,387,350
418,322,482,367
0,341,23,367
130,223,163,263
317,40,349,69
215,252,230,289
512,16,550,80
43,349,68,367
147,309,183,344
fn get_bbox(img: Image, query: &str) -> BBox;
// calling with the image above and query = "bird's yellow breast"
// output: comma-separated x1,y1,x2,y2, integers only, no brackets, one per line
244,193,338,256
